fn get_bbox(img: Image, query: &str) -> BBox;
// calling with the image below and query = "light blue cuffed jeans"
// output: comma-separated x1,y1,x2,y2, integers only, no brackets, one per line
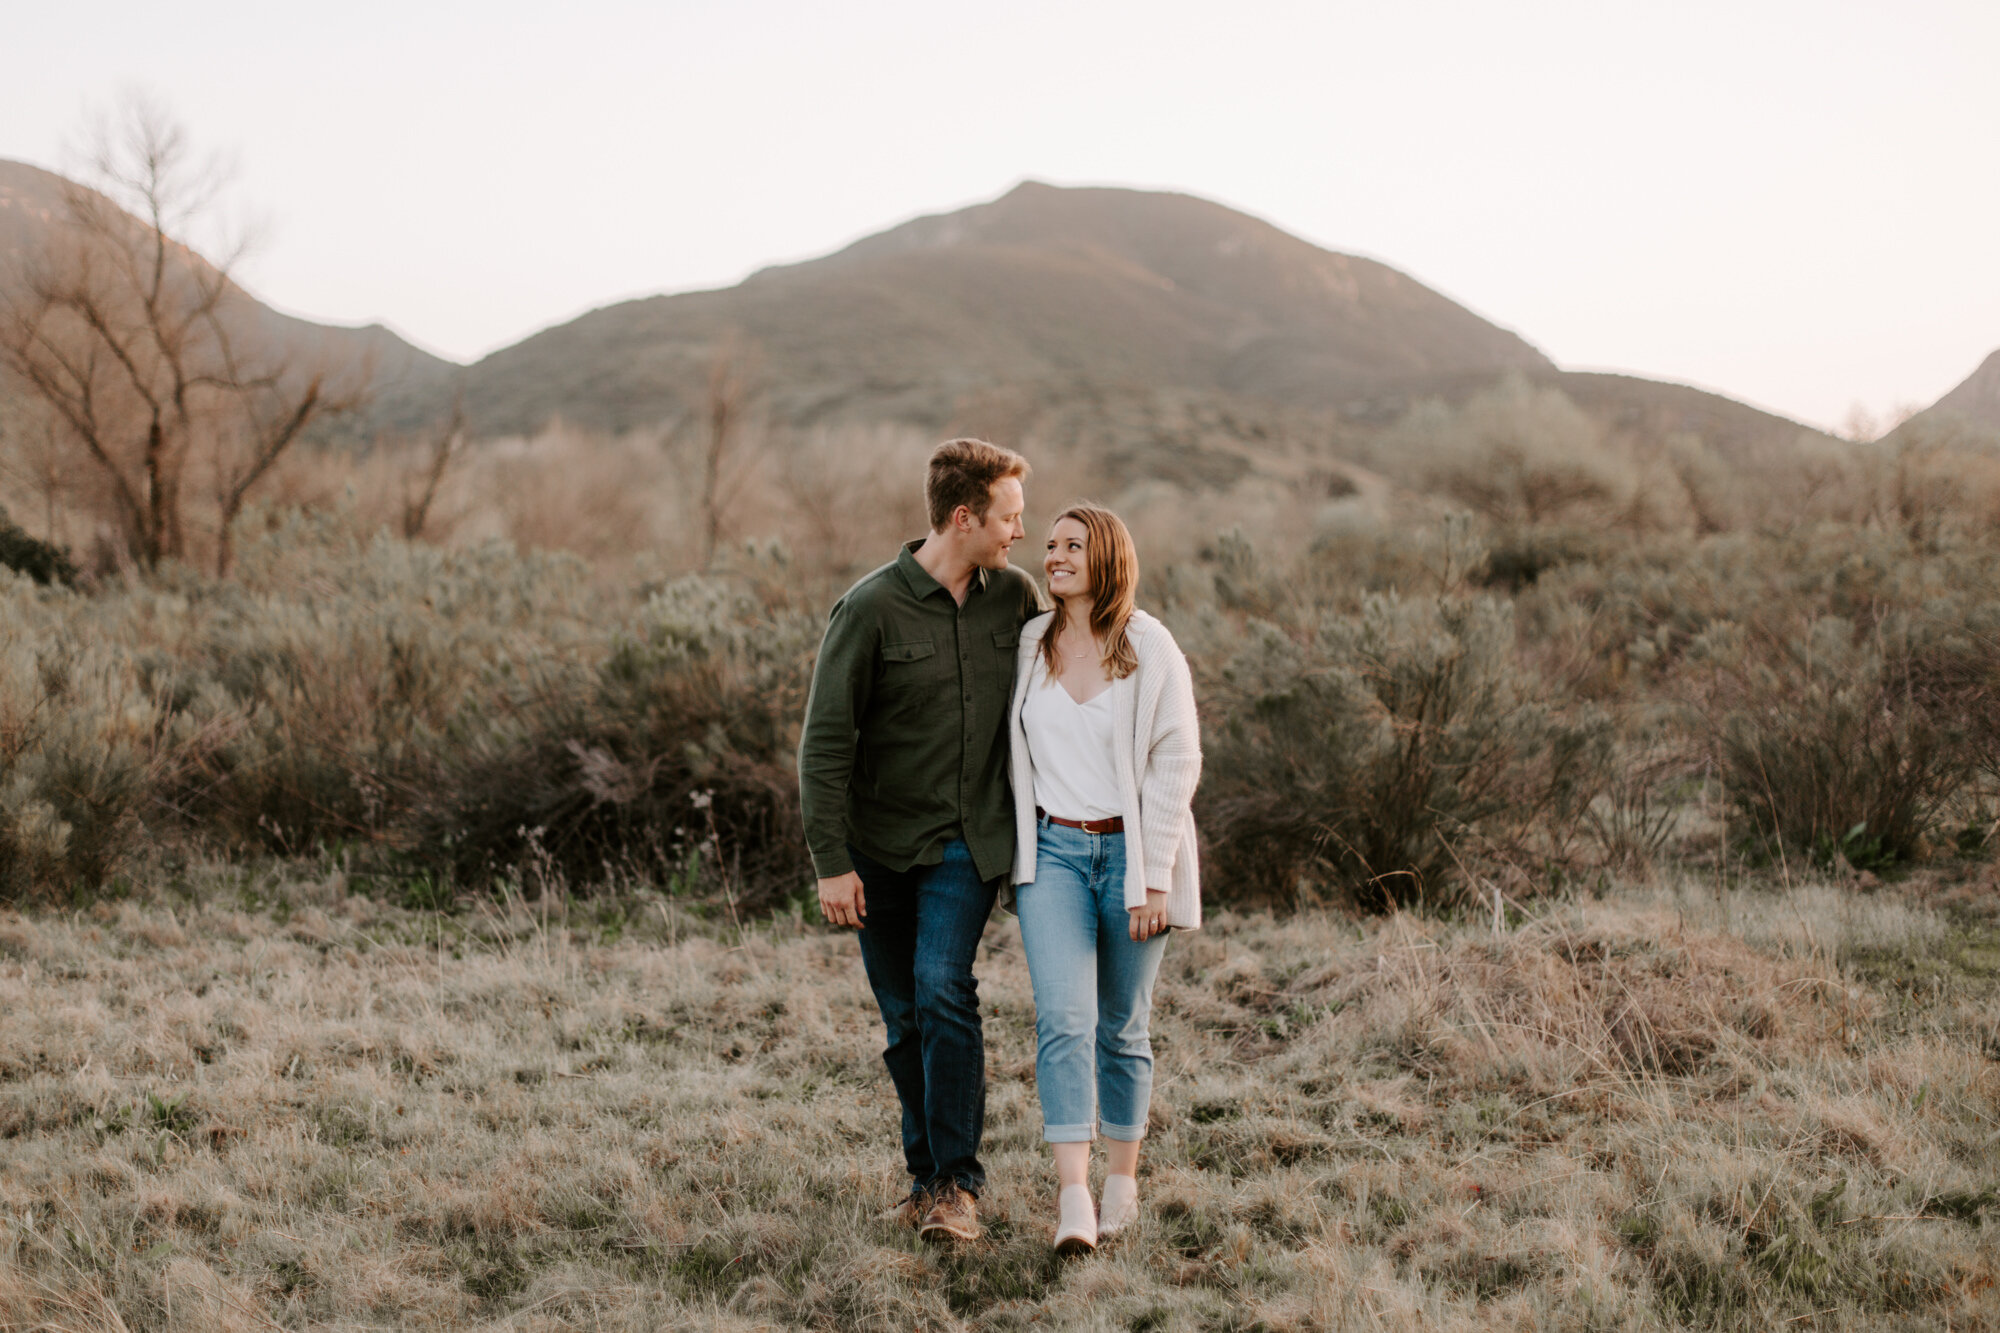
1015,816,1169,1143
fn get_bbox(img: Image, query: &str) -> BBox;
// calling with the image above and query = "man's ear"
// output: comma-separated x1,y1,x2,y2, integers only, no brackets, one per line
952,504,975,533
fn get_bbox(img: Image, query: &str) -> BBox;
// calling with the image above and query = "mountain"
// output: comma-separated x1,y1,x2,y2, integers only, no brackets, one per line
441,182,1833,486
457,182,1554,437
1897,349,2000,444
5,161,1830,486
0,158,457,429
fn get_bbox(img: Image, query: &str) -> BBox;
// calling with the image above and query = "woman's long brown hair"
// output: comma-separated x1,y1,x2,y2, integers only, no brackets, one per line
1040,503,1140,682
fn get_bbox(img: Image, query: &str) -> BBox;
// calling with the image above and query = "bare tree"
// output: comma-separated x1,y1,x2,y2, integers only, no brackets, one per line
695,336,762,568
0,94,360,574
777,422,931,569
400,391,467,540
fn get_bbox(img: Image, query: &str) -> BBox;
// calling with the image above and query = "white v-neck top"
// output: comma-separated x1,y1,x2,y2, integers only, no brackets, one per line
1021,654,1124,821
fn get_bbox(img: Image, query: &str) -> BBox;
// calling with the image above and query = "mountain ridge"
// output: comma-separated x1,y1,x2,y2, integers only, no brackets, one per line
1898,349,2000,443
5,161,1852,479
770,179,1551,380
450,180,1563,438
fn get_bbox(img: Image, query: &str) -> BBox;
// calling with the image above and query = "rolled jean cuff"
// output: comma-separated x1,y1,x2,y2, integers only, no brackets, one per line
1100,1119,1147,1142
1042,1122,1095,1144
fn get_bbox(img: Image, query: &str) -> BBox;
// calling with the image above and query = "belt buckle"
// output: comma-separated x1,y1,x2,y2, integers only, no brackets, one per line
1084,816,1115,835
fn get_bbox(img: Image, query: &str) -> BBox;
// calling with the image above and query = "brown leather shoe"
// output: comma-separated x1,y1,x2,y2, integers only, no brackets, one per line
919,1182,983,1242
877,1185,931,1229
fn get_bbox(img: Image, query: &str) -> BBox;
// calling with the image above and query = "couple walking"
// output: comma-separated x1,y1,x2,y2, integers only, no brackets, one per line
798,438,1202,1254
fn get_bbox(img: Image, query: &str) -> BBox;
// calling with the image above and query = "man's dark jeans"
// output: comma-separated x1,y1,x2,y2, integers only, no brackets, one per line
848,838,998,1197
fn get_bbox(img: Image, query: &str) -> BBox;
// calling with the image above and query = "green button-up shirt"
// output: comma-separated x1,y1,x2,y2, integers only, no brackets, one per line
798,541,1043,883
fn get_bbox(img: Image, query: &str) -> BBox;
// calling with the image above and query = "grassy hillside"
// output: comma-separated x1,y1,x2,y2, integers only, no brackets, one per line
437,181,1839,504
1898,349,2000,445
449,182,1554,438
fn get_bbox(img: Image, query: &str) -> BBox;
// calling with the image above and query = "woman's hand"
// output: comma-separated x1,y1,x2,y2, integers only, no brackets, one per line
1129,890,1170,941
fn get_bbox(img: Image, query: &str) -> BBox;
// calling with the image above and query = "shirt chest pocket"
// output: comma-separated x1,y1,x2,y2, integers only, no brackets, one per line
992,626,1024,673
986,627,1021,682
879,638,943,694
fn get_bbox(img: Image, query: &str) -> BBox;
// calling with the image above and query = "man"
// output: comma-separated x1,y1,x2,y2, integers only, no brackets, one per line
798,438,1041,1243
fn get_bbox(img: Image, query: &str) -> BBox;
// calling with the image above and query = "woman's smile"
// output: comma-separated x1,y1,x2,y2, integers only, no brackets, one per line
1045,518,1090,593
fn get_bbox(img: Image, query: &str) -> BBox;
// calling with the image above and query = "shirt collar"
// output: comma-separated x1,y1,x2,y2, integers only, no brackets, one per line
896,539,989,601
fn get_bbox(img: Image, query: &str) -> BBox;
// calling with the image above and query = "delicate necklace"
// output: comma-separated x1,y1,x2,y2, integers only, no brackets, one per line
1059,609,1096,658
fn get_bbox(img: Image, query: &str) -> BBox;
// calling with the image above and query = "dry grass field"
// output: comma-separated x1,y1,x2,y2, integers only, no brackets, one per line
2,864,1996,1331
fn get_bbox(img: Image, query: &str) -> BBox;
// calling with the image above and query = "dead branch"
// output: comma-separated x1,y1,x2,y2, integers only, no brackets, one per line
402,392,467,540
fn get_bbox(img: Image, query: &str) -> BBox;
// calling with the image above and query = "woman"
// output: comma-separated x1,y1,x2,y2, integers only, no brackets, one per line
1007,502,1202,1254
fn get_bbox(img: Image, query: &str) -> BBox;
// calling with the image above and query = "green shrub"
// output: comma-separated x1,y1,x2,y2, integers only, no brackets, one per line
1509,524,2000,869
0,507,77,586
0,585,155,897
1200,592,1612,910
1380,377,1636,529
7,489,1996,915
419,576,818,906
0,517,826,903
1478,525,1603,593
147,520,600,853
1702,615,1998,867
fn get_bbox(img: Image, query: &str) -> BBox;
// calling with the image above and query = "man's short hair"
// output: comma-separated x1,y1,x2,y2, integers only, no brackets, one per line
925,438,1029,531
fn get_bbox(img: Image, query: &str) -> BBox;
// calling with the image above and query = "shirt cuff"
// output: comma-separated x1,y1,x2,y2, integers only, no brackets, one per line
811,847,854,879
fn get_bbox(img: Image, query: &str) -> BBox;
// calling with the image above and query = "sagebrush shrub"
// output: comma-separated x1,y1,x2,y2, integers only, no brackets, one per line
1381,377,1636,528
0,517,829,902
419,576,819,905
0,506,77,586
1702,615,1997,866
150,520,601,852
1510,525,2000,869
6,488,1995,910
1200,592,1612,910
0,578,155,896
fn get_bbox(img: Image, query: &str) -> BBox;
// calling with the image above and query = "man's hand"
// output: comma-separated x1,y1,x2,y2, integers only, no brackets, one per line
818,871,867,929
1129,889,1170,941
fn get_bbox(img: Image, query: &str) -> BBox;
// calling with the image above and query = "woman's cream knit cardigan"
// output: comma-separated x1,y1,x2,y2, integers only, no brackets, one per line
1008,609,1204,930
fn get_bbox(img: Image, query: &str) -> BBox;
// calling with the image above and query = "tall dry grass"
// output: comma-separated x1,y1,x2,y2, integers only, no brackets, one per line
0,867,1994,1329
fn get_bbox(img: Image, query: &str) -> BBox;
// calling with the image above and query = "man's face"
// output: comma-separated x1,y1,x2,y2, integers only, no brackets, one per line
966,476,1026,570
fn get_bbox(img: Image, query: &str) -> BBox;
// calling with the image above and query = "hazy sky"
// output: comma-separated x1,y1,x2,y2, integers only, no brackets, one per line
7,0,1995,433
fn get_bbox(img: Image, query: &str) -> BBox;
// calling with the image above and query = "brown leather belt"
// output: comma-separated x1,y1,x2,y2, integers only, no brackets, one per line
1036,806,1124,835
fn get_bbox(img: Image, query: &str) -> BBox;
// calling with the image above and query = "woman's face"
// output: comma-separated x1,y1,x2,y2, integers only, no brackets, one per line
1044,516,1091,600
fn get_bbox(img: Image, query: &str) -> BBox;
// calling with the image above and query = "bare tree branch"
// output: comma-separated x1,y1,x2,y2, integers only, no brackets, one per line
0,94,362,573
402,392,466,541
698,336,762,568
